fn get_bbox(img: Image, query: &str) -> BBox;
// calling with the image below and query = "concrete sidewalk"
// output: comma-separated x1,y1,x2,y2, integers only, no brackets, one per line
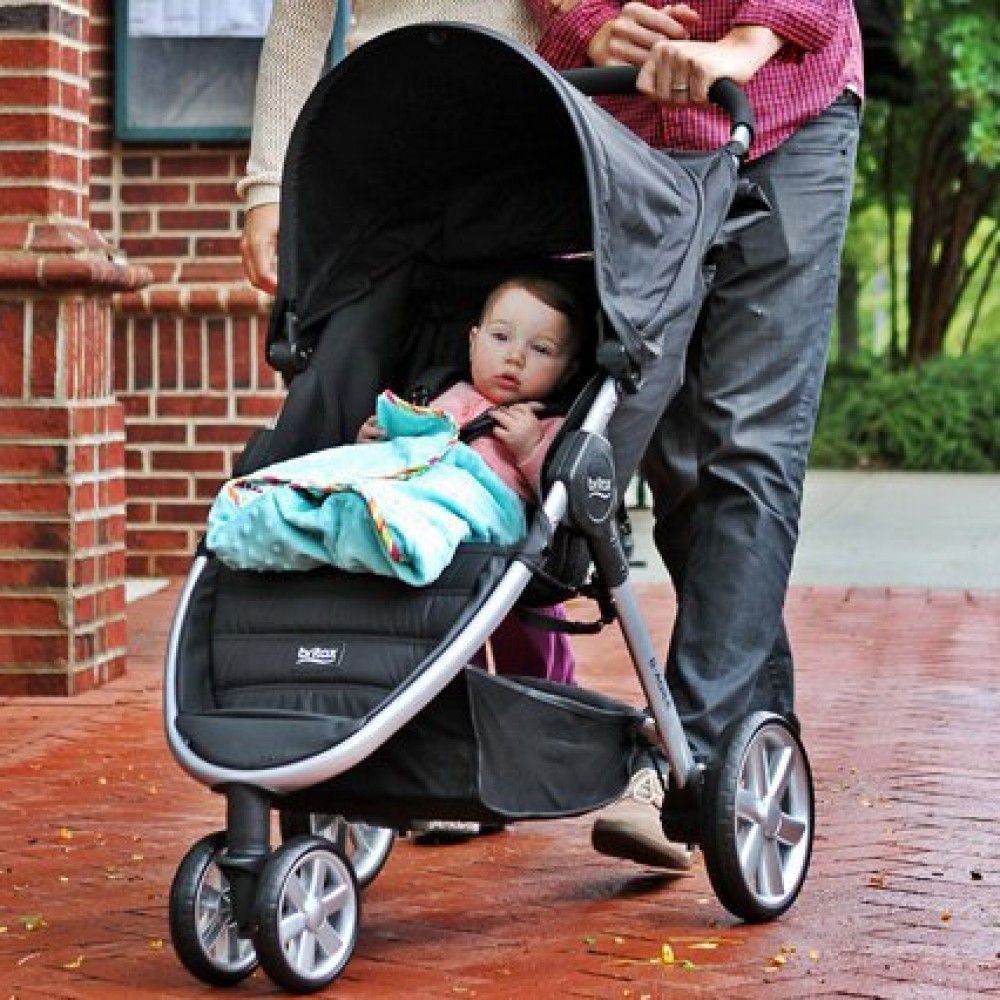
626,470,1000,591
1,579,998,998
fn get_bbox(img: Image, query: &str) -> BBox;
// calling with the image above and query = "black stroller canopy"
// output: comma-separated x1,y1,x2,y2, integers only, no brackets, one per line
280,25,744,365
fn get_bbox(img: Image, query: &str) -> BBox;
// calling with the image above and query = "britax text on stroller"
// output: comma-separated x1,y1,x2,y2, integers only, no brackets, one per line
163,25,812,994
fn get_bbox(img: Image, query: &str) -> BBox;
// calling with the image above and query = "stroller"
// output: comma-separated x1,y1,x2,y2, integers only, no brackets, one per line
164,25,814,994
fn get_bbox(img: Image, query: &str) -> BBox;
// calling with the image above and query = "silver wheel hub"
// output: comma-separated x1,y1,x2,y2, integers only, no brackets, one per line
310,814,393,886
278,849,356,980
195,857,256,971
733,724,811,907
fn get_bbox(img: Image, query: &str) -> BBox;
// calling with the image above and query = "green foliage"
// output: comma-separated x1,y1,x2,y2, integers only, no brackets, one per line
902,0,1000,166
811,346,1000,470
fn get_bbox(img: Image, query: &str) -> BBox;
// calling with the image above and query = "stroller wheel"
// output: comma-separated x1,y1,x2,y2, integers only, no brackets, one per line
701,712,814,922
279,812,395,889
253,835,359,993
168,832,258,986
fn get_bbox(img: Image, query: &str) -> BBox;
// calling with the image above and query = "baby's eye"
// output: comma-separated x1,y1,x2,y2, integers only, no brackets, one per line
532,342,555,356
489,328,510,343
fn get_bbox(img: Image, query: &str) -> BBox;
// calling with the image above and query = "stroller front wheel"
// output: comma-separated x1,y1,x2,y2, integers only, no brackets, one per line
253,836,359,993
168,832,259,986
701,712,814,922
279,812,395,889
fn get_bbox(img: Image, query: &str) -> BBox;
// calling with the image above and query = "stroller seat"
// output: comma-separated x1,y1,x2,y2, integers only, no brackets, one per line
174,544,642,825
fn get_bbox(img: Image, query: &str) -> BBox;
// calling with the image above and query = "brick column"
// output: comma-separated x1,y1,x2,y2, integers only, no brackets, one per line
0,1,149,695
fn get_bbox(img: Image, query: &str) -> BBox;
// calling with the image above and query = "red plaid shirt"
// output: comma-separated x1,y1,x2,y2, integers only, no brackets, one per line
526,0,864,159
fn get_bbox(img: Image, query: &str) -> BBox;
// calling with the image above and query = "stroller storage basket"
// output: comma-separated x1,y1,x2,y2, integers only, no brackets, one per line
279,670,644,826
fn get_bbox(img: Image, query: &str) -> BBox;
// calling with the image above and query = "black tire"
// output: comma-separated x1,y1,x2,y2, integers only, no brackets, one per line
701,712,814,922
253,836,359,994
279,812,395,889
168,832,258,986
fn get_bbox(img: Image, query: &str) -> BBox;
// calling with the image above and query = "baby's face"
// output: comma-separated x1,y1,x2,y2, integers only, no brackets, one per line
469,287,574,405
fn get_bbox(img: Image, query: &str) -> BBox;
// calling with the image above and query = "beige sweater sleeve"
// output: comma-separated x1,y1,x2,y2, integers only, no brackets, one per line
236,0,337,210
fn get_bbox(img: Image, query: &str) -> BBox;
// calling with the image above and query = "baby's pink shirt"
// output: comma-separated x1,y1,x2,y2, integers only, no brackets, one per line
432,382,562,502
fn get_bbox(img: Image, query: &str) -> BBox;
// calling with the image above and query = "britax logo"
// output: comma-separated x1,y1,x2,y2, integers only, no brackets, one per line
587,476,613,501
296,645,343,668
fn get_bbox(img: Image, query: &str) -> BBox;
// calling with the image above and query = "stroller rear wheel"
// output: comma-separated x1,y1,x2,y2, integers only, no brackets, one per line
279,812,395,888
168,832,258,986
253,835,359,993
701,712,814,922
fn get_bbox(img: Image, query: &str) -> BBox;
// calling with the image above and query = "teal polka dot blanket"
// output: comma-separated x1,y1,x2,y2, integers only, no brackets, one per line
206,391,526,586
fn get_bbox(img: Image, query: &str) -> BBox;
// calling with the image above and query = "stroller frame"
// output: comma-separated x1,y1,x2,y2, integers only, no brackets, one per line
163,33,815,994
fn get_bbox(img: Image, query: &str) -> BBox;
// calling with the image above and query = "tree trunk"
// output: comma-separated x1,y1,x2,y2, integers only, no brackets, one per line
885,106,901,364
906,102,1000,364
837,260,860,359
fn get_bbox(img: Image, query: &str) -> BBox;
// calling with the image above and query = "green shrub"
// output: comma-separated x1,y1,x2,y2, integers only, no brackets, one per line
811,347,1000,471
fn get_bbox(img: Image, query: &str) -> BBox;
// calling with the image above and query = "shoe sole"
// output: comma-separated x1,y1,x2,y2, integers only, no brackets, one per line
591,821,693,871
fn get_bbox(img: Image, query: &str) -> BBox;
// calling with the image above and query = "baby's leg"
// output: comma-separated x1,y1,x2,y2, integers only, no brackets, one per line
490,609,575,684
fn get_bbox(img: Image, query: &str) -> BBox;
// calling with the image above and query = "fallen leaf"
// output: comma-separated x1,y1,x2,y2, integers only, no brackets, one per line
689,942,719,950
941,911,952,923
57,876,69,884
809,949,820,961
0,926,7,934
780,944,796,954
131,853,144,862
149,938,164,950
583,935,596,946
614,936,624,944
57,827,73,841
19,914,46,932
17,950,40,966
62,955,84,970
770,954,787,968
680,960,698,970
98,777,107,785
660,943,675,965
867,873,887,888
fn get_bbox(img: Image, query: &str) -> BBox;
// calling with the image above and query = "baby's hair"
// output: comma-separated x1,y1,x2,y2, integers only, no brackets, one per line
480,275,586,359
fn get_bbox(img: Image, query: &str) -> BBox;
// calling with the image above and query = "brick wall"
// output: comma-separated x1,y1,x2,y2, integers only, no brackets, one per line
87,0,285,577
0,0,148,694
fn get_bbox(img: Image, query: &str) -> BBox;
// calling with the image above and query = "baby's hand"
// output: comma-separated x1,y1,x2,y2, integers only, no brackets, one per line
492,402,545,465
357,415,386,443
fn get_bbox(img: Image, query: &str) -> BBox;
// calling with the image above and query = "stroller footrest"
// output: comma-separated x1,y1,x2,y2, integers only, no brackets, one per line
177,711,360,769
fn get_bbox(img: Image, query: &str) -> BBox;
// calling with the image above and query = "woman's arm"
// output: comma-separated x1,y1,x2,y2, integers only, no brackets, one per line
524,0,622,69
238,0,336,291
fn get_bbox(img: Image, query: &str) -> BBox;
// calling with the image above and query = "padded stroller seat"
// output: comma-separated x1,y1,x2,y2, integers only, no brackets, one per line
174,544,512,767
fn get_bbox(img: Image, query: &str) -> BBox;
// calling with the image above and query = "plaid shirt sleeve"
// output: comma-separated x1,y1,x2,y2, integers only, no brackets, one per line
732,0,842,53
526,0,622,69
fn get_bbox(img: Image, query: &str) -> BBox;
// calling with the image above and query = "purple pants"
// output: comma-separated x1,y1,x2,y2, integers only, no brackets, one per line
472,604,575,684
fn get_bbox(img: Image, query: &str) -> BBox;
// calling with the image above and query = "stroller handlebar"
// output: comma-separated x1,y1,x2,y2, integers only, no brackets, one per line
559,67,755,155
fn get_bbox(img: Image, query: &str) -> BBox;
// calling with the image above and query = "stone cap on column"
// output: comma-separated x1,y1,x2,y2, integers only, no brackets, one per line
0,222,151,293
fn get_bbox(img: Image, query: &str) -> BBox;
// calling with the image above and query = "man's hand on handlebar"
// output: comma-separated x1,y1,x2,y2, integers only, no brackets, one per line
636,26,782,105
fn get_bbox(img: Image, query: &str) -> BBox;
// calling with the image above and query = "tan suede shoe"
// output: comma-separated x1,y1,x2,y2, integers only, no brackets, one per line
591,768,694,870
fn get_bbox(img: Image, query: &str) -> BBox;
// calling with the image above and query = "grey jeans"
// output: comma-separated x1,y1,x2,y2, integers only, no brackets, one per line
626,96,860,759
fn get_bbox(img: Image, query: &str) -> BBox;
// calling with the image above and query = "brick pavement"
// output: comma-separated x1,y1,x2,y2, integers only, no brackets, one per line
1,582,998,999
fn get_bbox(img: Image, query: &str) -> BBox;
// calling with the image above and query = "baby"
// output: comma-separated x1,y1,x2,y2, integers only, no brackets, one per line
358,275,583,501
